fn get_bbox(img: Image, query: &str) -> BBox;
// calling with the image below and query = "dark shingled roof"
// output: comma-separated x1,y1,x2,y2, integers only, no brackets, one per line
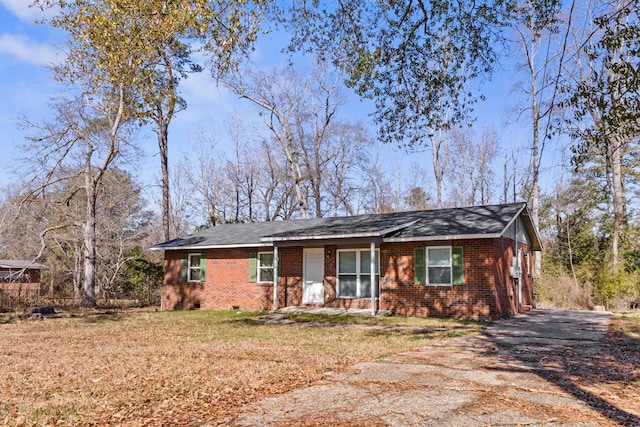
385,203,527,239
152,202,541,251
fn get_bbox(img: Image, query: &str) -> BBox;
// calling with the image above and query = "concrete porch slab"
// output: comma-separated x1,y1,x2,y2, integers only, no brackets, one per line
276,306,392,317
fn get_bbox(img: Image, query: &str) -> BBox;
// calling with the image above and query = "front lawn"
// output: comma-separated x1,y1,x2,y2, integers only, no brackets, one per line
0,309,480,426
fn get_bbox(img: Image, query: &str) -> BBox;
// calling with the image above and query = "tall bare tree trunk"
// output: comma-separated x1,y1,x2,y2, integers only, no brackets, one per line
285,130,309,219
531,74,541,276
432,131,448,209
515,0,573,276
157,52,176,241
610,134,625,272
608,18,626,273
159,123,171,240
82,156,97,307
73,245,82,300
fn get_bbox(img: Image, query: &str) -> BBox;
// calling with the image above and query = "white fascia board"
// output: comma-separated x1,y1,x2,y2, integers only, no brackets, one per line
499,203,527,237
500,203,543,251
150,242,273,251
383,233,501,243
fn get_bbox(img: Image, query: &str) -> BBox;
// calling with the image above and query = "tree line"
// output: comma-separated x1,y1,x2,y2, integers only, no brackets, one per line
0,0,637,310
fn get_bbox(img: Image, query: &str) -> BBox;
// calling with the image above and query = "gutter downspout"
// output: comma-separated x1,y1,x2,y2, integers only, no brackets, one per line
273,245,279,311
371,242,376,316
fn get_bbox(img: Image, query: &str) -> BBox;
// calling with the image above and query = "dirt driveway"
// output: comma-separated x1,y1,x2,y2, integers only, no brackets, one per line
228,310,639,426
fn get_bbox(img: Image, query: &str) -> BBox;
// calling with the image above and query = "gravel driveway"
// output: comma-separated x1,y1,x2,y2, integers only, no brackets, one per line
227,310,639,426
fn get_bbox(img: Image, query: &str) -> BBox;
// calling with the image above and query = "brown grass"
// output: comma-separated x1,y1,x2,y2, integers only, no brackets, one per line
610,312,640,368
0,309,479,426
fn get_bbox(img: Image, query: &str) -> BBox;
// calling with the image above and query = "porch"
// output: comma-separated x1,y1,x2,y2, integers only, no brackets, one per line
276,305,392,317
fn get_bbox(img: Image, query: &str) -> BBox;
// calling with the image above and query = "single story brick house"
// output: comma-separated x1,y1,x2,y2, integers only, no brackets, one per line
0,260,49,300
152,202,541,320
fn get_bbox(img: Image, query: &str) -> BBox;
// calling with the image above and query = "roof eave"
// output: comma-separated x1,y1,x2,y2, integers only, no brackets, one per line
498,202,527,238
150,242,273,251
383,233,502,243
0,263,49,270
510,204,543,251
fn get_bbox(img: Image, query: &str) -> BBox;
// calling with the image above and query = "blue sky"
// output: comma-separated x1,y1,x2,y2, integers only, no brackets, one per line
0,0,568,208
0,1,383,195
0,1,62,184
0,1,263,193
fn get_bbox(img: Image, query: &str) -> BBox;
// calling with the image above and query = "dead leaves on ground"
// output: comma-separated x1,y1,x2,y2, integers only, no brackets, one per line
0,310,436,426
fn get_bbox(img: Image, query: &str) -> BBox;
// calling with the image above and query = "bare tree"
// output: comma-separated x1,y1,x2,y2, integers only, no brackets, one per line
431,109,452,209
224,119,262,222
449,127,499,206
362,154,395,214
0,181,83,297
257,139,296,221
222,61,345,218
20,91,132,307
502,143,525,204
38,0,266,242
281,1,510,210
170,161,206,234
174,129,234,228
324,122,372,216
223,66,308,217
512,0,572,274
94,169,155,300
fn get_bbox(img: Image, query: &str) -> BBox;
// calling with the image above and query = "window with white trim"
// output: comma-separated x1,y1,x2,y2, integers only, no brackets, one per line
427,247,452,286
337,249,379,298
257,252,274,283
188,253,201,282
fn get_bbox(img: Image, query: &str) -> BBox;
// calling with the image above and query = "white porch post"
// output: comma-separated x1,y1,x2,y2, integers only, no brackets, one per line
273,245,279,311
370,241,376,316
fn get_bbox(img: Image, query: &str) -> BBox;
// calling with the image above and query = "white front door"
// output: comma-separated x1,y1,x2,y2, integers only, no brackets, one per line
303,248,325,304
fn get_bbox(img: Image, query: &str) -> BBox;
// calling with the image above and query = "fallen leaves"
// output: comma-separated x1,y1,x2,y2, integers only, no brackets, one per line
0,309,439,426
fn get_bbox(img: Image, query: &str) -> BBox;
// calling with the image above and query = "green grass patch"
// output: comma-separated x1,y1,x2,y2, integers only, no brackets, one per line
615,311,640,320
275,312,489,329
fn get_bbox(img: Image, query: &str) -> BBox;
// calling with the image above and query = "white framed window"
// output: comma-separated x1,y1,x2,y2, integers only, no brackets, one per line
257,252,274,283
337,249,379,298
188,253,201,282
427,247,452,286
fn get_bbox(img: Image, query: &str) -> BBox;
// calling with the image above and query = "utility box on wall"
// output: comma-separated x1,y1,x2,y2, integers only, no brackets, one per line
510,256,521,278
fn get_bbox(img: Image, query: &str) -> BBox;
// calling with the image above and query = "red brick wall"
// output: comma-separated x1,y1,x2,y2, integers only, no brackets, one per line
374,240,498,320
162,238,534,319
324,239,531,320
163,247,304,311
492,238,535,317
493,238,517,317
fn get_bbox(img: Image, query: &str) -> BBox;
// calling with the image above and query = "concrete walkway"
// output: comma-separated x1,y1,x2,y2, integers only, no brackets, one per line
229,310,640,426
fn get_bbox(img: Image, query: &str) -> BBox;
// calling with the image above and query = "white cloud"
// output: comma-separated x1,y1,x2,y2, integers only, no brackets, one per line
0,33,60,66
0,0,53,21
